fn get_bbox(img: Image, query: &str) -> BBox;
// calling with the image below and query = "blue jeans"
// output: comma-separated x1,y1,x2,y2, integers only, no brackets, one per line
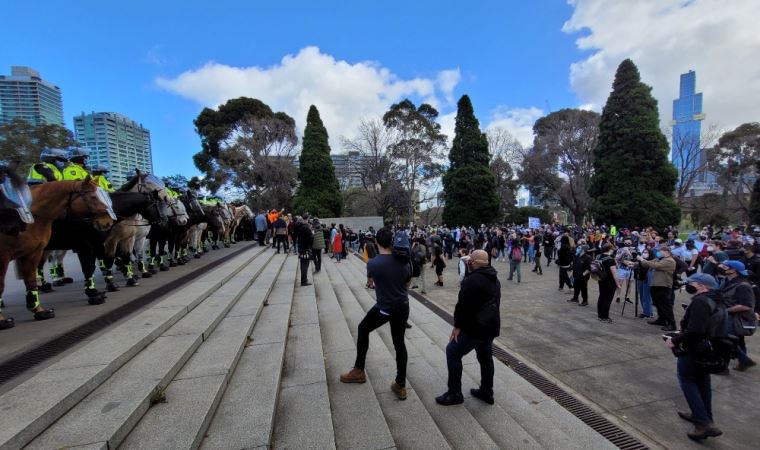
335,251,342,262
509,260,521,281
637,280,652,316
677,355,713,425
446,332,494,396
725,319,752,365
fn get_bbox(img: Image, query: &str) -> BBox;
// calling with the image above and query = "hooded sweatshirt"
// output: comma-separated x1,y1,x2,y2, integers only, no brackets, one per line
454,266,501,339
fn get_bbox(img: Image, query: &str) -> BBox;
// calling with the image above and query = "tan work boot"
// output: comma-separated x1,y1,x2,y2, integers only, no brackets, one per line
340,367,366,383
391,381,407,400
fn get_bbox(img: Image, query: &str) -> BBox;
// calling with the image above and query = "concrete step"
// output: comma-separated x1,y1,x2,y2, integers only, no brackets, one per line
313,269,396,450
119,253,288,450
332,258,498,449
0,246,267,450
199,258,298,450
323,261,452,450
23,249,277,450
270,262,336,449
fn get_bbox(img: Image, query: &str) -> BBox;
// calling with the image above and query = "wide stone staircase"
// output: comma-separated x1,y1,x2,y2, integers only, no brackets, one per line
0,246,620,450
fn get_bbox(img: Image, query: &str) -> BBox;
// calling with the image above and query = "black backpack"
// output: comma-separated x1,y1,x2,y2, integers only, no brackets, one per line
590,255,611,281
689,295,736,373
392,231,412,262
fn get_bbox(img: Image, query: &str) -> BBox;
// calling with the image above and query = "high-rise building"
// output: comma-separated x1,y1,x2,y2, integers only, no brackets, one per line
0,66,65,127
331,151,365,190
73,112,153,187
671,70,705,182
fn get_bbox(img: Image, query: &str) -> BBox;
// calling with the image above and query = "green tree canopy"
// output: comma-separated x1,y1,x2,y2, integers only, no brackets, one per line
707,122,760,222
442,95,498,227
193,97,298,210
504,206,552,226
293,105,342,217
589,59,680,228
0,118,78,173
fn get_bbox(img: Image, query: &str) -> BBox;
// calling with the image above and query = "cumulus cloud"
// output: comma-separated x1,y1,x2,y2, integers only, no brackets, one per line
563,0,760,130
486,106,544,148
156,46,461,151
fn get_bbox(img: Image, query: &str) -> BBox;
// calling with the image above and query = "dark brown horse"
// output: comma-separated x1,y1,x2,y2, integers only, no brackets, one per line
0,178,114,329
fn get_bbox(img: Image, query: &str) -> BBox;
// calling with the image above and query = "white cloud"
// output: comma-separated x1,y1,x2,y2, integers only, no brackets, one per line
486,106,544,148
156,46,461,151
563,0,760,130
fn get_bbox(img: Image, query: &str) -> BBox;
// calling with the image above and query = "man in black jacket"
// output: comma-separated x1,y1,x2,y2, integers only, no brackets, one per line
569,244,592,305
436,249,500,406
666,273,723,441
295,216,313,286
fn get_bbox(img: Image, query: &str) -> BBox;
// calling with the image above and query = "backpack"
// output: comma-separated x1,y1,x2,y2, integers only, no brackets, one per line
590,255,611,281
721,280,758,336
510,246,522,262
392,231,412,262
411,247,424,277
689,295,736,373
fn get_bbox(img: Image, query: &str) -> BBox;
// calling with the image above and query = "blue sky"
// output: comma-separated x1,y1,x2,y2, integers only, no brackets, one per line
2,0,757,179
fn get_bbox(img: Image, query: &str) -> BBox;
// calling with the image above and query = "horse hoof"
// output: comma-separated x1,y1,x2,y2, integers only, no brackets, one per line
107,283,120,292
0,318,15,330
212,245,219,250
53,280,66,287
33,309,55,321
149,268,159,275
177,259,186,266
88,295,106,305
62,277,74,284
224,244,230,248
127,278,139,287
40,283,54,293
194,253,202,259
169,261,177,267
141,272,152,279
160,266,169,272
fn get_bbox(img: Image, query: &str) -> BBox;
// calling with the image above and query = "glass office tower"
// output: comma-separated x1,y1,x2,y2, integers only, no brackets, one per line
0,66,65,127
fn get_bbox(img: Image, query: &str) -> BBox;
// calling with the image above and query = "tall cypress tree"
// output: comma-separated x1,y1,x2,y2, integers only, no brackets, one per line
293,105,342,217
589,59,680,228
442,95,499,226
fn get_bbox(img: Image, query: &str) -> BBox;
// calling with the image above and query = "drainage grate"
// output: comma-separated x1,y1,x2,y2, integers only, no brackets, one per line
407,289,650,450
0,243,257,386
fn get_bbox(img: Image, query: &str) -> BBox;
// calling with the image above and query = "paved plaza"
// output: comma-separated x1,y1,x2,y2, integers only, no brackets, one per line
418,254,760,450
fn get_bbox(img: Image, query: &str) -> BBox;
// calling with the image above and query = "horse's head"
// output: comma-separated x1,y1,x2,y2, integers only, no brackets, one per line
143,190,169,225
203,205,225,230
0,163,33,235
76,177,116,232
167,197,189,226
182,190,204,219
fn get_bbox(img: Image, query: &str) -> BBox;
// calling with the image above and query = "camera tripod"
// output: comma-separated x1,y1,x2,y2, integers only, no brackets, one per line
620,265,639,317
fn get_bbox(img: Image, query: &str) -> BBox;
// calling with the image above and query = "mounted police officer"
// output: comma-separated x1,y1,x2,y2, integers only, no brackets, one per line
62,147,91,180
27,148,68,184
91,166,114,192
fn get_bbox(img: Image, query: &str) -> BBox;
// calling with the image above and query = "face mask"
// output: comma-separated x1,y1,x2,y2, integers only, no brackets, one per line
715,267,727,276
685,284,698,295
576,248,582,255
707,246,715,252
654,251,661,258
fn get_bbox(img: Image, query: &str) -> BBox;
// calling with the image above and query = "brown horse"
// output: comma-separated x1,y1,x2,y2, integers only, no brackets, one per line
0,178,114,329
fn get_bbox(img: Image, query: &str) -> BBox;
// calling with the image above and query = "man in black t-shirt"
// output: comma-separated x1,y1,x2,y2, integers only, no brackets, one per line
340,228,411,401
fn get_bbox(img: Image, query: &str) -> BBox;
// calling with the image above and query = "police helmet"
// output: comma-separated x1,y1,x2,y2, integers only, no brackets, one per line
67,147,90,161
40,148,69,163
91,165,109,175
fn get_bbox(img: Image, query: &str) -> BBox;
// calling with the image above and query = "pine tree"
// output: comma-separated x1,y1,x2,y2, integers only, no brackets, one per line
589,59,680,228
293,105,342,218
442,95,499,226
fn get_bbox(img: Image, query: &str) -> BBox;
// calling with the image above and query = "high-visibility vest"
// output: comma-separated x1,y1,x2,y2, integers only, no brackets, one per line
166,188,180,199
27,162,62,183
610,225,618,237
94,175,114,192
62,163,90,181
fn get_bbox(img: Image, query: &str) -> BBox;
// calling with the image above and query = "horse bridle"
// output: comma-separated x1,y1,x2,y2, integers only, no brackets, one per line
63,189,109,223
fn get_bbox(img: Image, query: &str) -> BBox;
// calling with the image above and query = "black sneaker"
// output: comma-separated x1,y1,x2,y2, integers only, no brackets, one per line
598,318,613,323
647,320,666,326
578,302,588,307
435,392,464,406
470,388,494,405
661,325,677,332
300,282,312,287
567,298,578,303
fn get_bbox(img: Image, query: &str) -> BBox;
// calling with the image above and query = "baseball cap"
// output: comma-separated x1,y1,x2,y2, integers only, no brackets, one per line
674,239,683,245
686,273,719,289
722,260,749,276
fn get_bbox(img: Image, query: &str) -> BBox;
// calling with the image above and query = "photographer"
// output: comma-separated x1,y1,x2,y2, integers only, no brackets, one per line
665,273,723,441
632,245,677,331
341,228,411,401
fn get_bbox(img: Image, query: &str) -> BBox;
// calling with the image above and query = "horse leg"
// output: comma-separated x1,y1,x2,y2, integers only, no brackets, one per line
18,251,55,320
121,237,139,287
36,254,54,293
76,244,106,305
0,256,15,328
56,250,73,284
